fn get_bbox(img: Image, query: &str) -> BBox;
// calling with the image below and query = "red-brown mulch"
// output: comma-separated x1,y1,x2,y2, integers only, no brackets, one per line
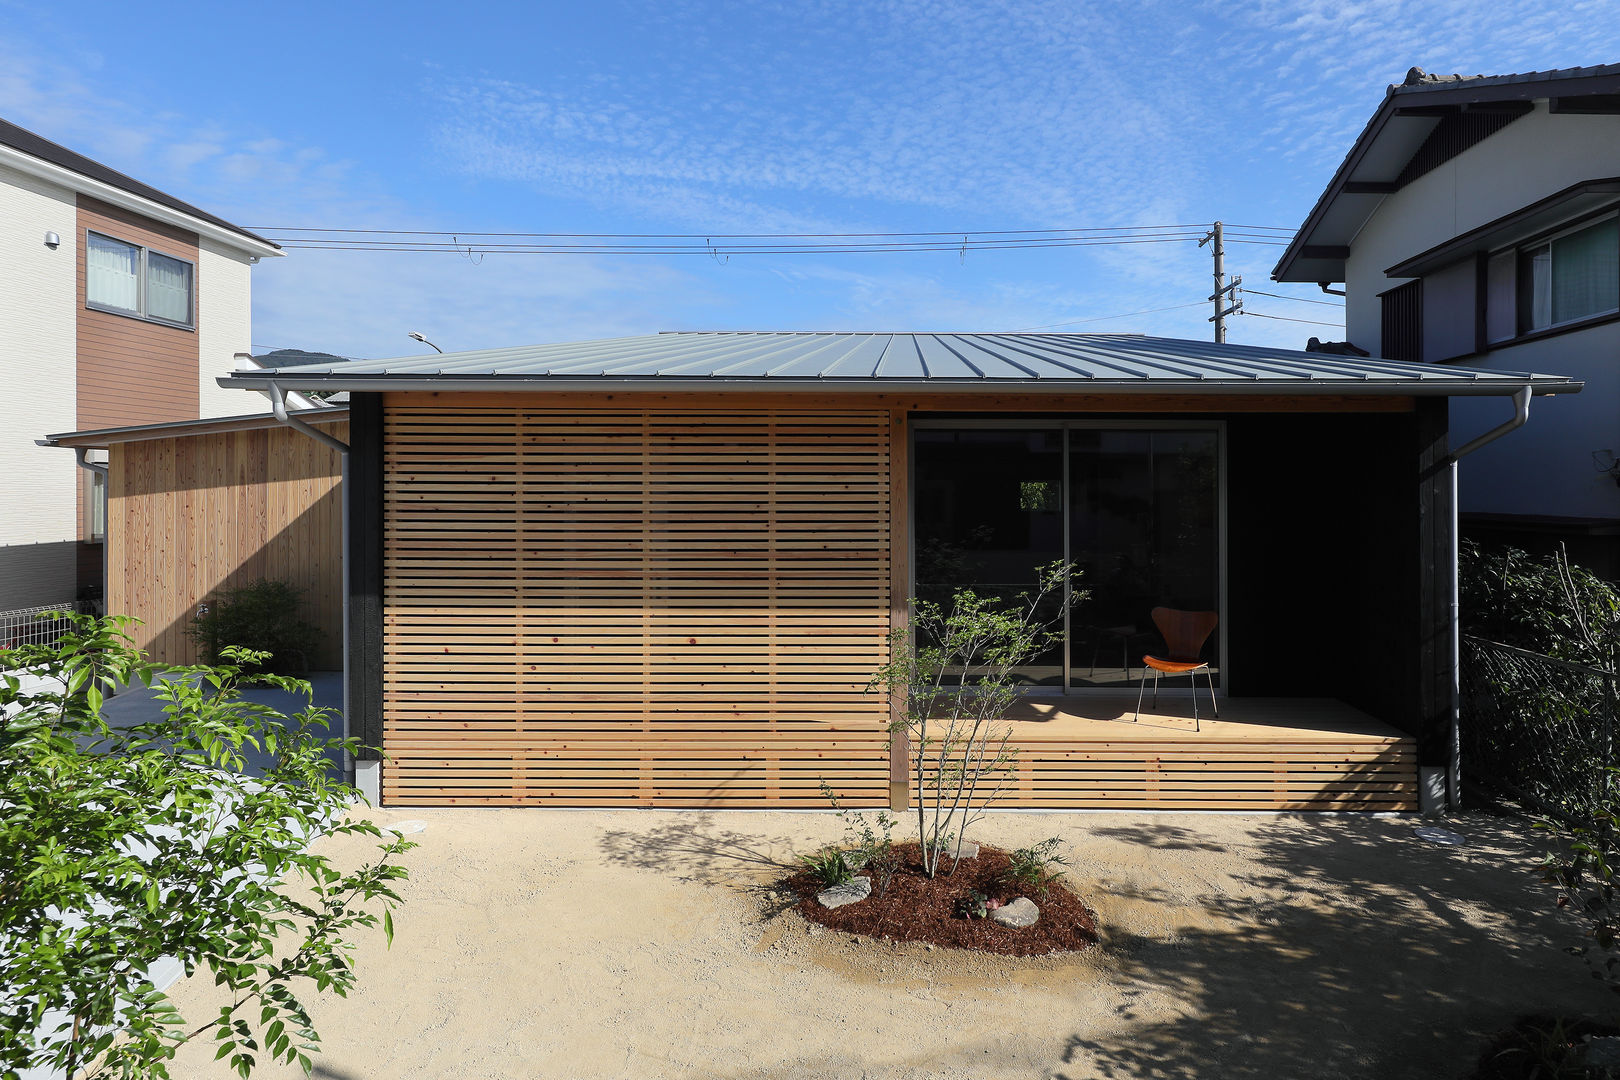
787,842,1099,956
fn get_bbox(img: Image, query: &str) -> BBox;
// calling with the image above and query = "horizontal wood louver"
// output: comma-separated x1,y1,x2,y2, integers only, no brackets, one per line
1007,736,1417,811
381,400,894,806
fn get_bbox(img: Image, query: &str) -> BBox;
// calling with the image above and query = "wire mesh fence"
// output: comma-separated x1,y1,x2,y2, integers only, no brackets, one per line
1461,634,1618,822
0,602,91,654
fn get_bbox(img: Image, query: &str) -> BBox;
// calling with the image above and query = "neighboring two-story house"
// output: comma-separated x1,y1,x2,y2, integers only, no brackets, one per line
0,118,283,613
1275,64,1620,572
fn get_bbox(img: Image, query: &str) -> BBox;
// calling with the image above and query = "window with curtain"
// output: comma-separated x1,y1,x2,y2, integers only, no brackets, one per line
1513,215,1620,334
146,251,192,324
84,231,194,327
86,233,139,314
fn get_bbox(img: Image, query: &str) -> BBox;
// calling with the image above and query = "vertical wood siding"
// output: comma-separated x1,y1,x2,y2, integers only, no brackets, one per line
106,423,346,667
381,401,894,806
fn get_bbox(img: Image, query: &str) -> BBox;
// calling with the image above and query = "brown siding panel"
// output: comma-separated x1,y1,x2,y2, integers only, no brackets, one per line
105,423,346,668
76,196,200,430
380,399,895,807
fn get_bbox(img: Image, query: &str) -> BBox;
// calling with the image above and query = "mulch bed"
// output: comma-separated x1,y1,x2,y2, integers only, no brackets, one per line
786,842,1099,957
1466,1015,1620,1079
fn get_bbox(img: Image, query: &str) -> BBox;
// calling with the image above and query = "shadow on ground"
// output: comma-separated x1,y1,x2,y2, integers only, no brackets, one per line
596,812,805,888
1055,814,1607,1080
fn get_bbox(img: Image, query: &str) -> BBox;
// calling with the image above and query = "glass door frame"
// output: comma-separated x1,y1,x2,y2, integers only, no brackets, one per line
908,417,1229,698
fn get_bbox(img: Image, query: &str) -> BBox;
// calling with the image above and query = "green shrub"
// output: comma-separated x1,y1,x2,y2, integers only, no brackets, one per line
799,846,860,888
1002,837,1070,897
187,579,322,674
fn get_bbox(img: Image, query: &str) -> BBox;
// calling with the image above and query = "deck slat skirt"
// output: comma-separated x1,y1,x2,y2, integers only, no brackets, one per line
381,401,894,806
380,396,1417,811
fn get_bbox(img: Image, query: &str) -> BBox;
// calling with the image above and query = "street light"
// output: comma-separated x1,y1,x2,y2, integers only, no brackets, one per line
408,332,443,354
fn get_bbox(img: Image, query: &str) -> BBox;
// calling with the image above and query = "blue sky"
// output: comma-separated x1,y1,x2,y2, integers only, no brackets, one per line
4,0,1618,359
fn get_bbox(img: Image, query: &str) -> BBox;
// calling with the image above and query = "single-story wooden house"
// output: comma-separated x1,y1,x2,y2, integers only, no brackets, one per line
191,333,1577,811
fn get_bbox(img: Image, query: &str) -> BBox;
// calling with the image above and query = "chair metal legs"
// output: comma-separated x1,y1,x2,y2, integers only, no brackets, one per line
1134,665,1219,732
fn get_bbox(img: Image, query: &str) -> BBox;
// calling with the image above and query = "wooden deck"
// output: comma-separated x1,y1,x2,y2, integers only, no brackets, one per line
998,695,1417,811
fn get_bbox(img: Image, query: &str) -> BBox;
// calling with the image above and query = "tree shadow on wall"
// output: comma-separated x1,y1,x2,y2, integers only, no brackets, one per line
1055,813,1612,1080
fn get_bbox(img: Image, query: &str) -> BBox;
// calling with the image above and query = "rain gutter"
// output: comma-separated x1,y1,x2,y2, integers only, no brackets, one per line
219,374,1585,398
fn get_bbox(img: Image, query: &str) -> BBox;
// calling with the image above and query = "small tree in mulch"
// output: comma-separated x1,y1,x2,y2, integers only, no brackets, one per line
871,561,1081,879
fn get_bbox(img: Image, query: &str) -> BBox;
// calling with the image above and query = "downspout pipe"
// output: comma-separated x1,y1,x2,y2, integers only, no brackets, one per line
1440,385,1532,812
265,382,356,788
72,448,109,620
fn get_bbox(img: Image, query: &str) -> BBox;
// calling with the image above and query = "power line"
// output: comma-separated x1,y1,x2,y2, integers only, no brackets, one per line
1242,310,1344,327
262,236,1289,255
1242,287,1344,308
251,221,1292,257
1014,301,1208,331
251,222,1288,239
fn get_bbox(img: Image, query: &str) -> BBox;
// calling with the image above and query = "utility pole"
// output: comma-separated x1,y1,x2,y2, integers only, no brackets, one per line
1200,221,1242,343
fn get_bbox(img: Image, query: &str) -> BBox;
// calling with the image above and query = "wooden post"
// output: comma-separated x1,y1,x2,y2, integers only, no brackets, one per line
347,393,385,763
888,408,911,812
1415,396,1453,800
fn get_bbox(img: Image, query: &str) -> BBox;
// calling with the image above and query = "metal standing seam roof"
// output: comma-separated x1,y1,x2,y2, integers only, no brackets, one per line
218,332,1580,398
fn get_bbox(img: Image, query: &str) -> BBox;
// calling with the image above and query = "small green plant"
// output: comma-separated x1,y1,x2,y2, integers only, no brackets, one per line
799,846,859,888
821,780,900,896
1002,837,1071,898
187,579,322,674
956,889,988,920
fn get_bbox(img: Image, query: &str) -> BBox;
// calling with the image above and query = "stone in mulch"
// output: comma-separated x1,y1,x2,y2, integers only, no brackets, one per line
990,896,1040,928
816,876,872,909
942,841,979,860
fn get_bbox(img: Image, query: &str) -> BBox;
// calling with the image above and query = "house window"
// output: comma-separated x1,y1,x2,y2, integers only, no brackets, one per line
85,231,194,328
1485,213,1620,341
1380,280,1422,361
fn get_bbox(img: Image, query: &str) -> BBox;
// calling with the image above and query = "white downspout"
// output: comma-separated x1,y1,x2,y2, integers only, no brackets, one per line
1442,385,1533,811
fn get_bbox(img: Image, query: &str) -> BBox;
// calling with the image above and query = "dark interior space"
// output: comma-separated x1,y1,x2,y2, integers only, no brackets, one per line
1223,411,1421,736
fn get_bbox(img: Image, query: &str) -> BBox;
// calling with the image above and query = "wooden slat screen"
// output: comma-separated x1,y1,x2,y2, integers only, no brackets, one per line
381,401,894,806
1010,738,1417,811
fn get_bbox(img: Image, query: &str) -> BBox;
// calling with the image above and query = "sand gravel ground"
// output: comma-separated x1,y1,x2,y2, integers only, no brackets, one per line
161,808,1613,1080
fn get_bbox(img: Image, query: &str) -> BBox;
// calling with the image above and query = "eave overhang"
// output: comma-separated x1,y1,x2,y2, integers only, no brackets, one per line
1273,68,1620,284
39,406,349,450
219,373,1582,399
1385,177,1620,278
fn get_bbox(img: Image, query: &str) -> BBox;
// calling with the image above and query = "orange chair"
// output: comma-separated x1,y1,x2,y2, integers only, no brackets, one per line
1135,607,1219,729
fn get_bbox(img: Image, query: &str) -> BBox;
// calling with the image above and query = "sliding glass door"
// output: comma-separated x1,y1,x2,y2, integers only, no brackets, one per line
912,424,1222,694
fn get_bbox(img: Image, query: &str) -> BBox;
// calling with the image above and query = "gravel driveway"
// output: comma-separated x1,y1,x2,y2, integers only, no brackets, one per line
162,808,1611,1080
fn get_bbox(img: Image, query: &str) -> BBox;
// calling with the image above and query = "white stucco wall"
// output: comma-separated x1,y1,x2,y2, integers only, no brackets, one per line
1342,102,1620,522
0,162,80,609
196,238,263,418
